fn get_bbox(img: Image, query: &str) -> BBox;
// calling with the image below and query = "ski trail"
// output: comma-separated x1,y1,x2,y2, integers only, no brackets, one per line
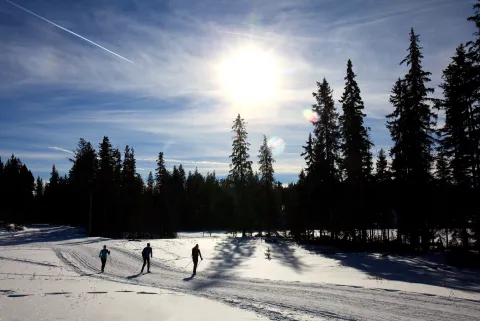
52,244,480,321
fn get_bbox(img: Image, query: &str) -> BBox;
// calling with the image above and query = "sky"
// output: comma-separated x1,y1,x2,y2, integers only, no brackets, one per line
0,0,477,184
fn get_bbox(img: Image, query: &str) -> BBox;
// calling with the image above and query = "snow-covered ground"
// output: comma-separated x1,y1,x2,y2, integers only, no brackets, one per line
120,232,480,300
1,226,480,321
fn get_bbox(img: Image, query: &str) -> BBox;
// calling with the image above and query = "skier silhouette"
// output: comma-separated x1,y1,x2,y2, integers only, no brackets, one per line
191,244,203,276
141,243,152,273
99,245,110,273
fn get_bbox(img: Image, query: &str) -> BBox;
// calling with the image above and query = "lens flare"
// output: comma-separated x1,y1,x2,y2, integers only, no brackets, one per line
303,109,319,123
267,136,285,155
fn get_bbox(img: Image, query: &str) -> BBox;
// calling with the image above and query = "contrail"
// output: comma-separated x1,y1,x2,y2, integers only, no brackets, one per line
6,0,134,64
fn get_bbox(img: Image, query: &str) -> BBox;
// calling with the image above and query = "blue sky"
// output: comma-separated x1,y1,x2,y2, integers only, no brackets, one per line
0,0,476,184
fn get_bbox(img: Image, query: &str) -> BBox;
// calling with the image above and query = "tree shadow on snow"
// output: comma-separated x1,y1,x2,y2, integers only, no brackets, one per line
266,240,309,272
302,246,480,294
190,237,257,291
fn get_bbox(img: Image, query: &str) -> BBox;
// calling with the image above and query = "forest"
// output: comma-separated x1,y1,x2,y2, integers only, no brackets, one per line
1,2,479,253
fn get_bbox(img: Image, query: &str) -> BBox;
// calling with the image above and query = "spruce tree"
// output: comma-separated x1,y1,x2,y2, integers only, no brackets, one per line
97,136,115,234
400,28,437,183
434,152,451,184
375,148,391,183
50,164,59,186
258,135,275,187
312,78,342,181
386,29,437,249
300,133,315,174
386,78,409,181
228,114,253,236
69,138,98,229
467,0,480,249
339,59,373,183
35,176,44,198
258,135,277,235
228,114,252,187
155,152,169,192
437,44,478,187
146,171,155,194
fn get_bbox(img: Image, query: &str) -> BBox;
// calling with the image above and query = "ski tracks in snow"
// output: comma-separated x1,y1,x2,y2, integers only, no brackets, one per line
51,244,480,321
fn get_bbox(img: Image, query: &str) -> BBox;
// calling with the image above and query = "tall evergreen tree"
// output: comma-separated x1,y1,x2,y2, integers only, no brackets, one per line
401,28,437,183
35,176,44,198
300,133,315,174
146,171,155,194
228,114,253,236
69,138,98,229
50,164,59,186
375,149,391,183
312,78,342,181
467,0,480,249
339,59,373,182
386,29,437,249
155,152,169,192
387,78,409,181
437,44,478,187
258,135,275,187
97,136,115,234
434,152,451,184
258,135,277,235
228,114,253,187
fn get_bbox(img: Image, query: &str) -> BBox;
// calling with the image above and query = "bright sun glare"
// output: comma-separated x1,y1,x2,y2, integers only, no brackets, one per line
218,46,279,104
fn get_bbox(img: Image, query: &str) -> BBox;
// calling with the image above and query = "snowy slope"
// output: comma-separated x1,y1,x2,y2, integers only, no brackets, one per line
1,226,480,321
120,232,480,300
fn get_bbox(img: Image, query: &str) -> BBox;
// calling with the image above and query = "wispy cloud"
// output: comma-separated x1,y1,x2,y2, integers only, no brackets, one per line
5,0,134,63
48,146,73,154
0,0,475,182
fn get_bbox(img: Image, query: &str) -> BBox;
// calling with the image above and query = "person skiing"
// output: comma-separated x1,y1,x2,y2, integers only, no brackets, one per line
191,244,203,276
99,245,110,273
141,243,153,273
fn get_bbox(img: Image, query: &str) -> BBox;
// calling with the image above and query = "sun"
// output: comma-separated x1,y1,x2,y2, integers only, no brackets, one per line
217,46,279,104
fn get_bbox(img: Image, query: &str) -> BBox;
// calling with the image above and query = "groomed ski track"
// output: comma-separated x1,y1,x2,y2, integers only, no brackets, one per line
51,243,480,321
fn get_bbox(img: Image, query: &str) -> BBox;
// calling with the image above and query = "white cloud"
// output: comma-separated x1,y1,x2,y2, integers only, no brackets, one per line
0,0,473,179
0,150,71,160
48,146,74,154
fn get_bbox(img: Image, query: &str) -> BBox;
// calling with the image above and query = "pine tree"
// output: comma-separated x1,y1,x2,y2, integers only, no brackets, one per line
155,152,169,192
300,133,315,174
437,44,478,187
258,135,275,187
228,114,252,187
258,135,277,235
97,136,115,234
434,152,451,184
339,59,373,183
228,114,253,236
375,149,391,183
386,28,437,249
50,164,59,186
312,78,342,181
386,78,409,181
467,0,480,250
401,28,437,183
35,176,44,198
146,171,155,194
69,138,98,230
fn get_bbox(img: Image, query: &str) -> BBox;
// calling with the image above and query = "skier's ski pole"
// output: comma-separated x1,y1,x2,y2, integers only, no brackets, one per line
184,260,193,269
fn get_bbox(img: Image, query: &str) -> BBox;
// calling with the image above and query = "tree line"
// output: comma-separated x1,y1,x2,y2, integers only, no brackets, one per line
1,2,479,251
